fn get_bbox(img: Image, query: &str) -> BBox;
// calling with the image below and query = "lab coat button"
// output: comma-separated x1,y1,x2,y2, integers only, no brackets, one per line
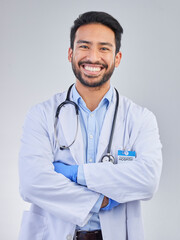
66,234,72,240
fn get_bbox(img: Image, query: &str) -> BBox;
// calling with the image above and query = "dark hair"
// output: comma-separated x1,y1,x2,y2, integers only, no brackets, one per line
70,11,123,54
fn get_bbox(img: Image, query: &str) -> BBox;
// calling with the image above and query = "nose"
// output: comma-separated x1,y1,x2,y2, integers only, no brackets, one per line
86,47,101,63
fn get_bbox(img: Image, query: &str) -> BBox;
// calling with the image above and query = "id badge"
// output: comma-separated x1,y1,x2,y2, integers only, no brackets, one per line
118,150,136,161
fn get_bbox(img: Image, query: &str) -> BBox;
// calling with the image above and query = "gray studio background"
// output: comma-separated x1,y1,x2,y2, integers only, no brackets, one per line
1,0,180,239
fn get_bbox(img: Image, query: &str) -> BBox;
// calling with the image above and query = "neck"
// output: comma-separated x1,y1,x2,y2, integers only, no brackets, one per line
75,80,110,111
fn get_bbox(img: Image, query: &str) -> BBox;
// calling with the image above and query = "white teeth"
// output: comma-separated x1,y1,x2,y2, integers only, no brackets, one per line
84,66,101,72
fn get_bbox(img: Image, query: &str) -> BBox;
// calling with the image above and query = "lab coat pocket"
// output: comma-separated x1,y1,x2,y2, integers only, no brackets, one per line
18,211,46,240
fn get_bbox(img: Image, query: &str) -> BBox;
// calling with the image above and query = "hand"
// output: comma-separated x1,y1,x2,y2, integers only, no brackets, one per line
53,162,78,183
101,196,109,208
101,198,119,211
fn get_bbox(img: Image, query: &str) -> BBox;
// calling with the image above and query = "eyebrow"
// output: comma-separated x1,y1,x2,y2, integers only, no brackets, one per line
76,40,91,44
99,42,113,47
76,40,113,47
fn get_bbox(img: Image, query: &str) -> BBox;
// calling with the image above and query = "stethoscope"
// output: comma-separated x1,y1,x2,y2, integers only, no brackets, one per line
54,84,119,164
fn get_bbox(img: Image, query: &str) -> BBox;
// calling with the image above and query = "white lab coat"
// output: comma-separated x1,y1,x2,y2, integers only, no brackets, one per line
18,88,162,240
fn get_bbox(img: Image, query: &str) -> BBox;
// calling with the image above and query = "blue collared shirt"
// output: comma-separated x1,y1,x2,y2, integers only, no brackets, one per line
71,84,113,231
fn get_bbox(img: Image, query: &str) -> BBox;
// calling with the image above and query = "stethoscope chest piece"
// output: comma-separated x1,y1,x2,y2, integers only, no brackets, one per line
101,154,116,164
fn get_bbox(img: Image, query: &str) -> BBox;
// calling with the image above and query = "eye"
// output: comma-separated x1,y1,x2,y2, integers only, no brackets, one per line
79,45,89,49
100,47,109,51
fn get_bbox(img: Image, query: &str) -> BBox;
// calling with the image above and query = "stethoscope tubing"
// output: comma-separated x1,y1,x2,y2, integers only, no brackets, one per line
106,88,119,155
54,84,119,164
54,84,79,150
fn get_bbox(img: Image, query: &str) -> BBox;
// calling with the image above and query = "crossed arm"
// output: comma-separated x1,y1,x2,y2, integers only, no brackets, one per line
19,104,162,225
53,162,119,210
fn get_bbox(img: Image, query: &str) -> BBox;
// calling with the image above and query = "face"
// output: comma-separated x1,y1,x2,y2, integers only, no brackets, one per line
68,23,122,88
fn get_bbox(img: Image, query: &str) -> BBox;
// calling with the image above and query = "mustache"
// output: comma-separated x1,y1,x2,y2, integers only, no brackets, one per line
78,60,108,69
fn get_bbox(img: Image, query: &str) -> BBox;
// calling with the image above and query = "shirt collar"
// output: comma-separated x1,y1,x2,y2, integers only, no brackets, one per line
72,84,114,110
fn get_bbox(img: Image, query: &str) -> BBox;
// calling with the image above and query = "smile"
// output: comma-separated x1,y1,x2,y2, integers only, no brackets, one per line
80,63,106,76
84,65,101,72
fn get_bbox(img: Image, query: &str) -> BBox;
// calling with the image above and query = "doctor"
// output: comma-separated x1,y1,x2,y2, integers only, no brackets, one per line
18,11,162,240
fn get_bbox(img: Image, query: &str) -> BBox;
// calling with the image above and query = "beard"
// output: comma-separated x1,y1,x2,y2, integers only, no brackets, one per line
71,59,115,88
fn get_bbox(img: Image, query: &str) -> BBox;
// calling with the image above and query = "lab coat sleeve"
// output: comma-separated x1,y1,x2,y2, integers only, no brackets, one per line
19,104,100,226
83,109,162,203
77,165,104,213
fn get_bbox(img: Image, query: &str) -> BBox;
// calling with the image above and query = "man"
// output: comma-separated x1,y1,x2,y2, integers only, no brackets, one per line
18,11,162,240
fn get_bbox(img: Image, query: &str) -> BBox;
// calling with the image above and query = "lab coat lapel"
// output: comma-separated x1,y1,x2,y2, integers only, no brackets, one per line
59,103,84,165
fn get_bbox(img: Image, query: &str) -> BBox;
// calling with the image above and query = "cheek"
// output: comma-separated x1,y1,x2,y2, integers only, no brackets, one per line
73,49,90,62
72,52,82,64
106,56,116,68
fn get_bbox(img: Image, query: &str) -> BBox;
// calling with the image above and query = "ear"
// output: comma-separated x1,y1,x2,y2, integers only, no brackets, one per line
68,48,73,62
115,51,122,68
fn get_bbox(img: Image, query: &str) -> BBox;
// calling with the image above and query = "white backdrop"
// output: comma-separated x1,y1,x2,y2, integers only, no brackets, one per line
1,0,180,239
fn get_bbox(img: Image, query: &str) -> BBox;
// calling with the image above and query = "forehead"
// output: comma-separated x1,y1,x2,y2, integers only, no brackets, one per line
74,23,115,46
